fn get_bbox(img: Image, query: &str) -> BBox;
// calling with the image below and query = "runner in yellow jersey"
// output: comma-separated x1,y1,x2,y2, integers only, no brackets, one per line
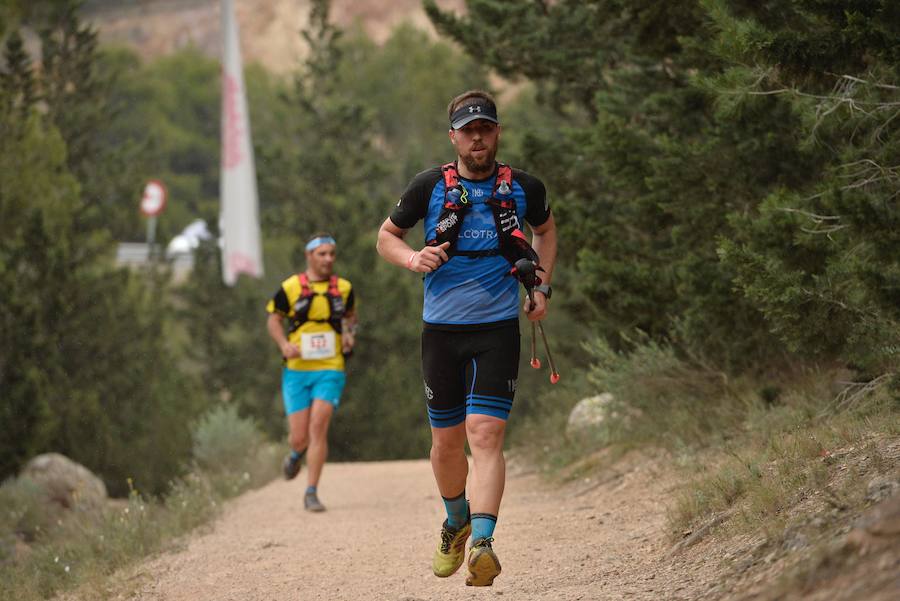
266,233,357,512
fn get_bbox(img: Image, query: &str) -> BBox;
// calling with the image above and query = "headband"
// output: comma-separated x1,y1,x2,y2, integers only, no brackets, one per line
305,236,336,252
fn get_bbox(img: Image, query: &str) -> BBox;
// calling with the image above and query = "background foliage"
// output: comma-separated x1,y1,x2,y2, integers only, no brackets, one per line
427,0,899,373
1,0,897,501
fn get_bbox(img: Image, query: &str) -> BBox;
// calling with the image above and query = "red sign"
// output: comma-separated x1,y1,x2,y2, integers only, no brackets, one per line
140,180,168,217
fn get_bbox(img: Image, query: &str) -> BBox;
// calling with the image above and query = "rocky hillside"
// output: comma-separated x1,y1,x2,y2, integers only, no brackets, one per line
82,0,465,73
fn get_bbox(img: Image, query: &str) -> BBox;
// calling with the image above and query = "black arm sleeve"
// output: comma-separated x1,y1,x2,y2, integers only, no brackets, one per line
270,287,290,316
345,288,356,313
514,169,551,227
389,167,442,229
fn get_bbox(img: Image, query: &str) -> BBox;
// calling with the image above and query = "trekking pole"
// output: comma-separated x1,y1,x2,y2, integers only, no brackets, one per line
513,259,560,383
513,259,540,368
522,283,540,369
530,321,541,369
537,321,560,384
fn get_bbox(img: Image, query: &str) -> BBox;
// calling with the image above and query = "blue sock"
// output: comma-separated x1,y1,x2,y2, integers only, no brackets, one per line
442,490,469,528
306,485,317,494
471,513,497,542
290,449,305,461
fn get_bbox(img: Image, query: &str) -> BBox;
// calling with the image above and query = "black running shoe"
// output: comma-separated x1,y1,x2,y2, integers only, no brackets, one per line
282,453,302,481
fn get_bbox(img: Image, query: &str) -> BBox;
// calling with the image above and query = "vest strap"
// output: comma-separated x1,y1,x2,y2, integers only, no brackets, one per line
447,249,501,257
290,273,345,334
430,162,540,271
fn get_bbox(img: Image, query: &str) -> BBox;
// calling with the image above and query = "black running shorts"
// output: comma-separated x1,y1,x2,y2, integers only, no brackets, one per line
421,320,520,427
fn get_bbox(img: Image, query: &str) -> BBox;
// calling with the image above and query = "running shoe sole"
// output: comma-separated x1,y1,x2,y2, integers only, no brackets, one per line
466,545,501,586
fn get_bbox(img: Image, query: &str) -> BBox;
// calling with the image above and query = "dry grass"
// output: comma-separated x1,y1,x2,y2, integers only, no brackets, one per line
517,336,899,601
0,408,281,601
668,380,897,541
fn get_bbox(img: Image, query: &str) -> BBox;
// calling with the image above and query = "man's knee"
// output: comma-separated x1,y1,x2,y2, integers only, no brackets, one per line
431,426,466,459
309,404,333,440
466,418,505,453
309,420,329,442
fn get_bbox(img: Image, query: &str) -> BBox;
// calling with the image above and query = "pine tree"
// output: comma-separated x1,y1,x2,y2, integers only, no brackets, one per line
0,31,35,122
0,9,207,494
425,0,899,373
708,0,900,371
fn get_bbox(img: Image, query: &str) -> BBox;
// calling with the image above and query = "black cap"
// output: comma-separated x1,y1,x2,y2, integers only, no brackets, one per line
450,99,499,130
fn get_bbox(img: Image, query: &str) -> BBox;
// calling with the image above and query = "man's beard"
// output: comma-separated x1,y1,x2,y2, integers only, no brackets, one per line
460,146,497,175
311,263,333,279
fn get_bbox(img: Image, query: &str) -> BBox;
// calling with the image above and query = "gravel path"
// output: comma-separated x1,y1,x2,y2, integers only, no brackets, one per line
123,457,712,601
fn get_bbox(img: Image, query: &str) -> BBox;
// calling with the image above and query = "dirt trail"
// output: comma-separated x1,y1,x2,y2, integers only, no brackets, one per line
121,457,717,601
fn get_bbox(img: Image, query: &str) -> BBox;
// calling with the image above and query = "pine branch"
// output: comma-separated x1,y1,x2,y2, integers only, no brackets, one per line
821,373,893,416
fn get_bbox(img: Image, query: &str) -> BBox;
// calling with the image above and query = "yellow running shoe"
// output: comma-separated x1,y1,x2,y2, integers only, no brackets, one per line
466,537,501,586
432,519,471,577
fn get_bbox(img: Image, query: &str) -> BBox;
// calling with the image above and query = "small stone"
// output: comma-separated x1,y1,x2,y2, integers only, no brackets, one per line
865,476,899,503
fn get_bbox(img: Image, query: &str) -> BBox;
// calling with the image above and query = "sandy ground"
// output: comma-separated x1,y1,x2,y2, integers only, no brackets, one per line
119,456,716,601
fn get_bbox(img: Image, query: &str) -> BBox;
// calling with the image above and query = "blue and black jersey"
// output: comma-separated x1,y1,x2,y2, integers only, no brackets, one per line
391,163,551,328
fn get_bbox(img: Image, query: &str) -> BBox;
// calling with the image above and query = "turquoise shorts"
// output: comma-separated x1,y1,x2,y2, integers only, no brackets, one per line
282,368,346,415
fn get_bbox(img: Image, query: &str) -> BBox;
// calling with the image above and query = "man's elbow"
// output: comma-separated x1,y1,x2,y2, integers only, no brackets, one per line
375,222,395,257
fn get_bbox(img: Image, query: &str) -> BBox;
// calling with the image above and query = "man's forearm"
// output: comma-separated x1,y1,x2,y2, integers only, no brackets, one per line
342,311,358,335
532,226,557,285
376,220,416,268
267,314,288,348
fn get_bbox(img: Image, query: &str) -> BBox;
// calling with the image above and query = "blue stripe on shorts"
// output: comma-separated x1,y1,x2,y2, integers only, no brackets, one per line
466,394,513,420
427,404,466,428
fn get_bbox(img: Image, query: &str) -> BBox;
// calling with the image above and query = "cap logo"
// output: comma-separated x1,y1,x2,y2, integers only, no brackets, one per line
469,106,482,114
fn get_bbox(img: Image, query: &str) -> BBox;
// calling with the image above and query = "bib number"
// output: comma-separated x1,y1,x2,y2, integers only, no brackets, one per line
300,332,336,360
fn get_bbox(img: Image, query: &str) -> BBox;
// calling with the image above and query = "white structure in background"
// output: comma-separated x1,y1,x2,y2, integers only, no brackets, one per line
116,242,158,267
166,218,213,257
219,0,264,286
166,218,213,282
116,219,211,282
116,242,192,282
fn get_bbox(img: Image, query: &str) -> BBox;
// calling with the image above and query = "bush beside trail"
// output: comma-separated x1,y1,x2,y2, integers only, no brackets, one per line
0,404,278,601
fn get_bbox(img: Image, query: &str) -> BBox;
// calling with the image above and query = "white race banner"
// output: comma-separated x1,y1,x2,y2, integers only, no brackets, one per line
220,0,264,285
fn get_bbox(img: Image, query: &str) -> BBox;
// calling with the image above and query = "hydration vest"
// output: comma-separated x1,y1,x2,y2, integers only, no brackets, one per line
428,162,540,268
289,273,345,334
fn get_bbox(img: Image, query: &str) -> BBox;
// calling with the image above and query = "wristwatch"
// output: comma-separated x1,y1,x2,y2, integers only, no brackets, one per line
534,284,552,299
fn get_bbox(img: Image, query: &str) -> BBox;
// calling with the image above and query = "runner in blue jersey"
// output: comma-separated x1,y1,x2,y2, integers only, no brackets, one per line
377,90,557,587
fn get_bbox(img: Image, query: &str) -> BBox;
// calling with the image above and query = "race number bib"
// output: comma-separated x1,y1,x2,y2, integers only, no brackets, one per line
300,331,337,360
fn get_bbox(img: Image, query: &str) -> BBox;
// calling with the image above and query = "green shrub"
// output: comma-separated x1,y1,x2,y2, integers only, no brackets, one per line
507,368,597,472
0,445,280,601
0,477,62,544
585,336,755,449
0,403,280,600
192,404,265,475
191,404,280,499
